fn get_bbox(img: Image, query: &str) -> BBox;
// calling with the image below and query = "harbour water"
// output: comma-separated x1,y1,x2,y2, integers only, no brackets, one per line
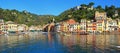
0,32,120,53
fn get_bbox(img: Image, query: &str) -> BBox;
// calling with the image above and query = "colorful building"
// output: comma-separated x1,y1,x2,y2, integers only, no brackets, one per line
29,25,36,32
95,11,107,33
87,21,96,33
18,24,29,32
6,21,18,33
56,11,119,33
0,19,8,34
80,19,87,32
59,19,80,32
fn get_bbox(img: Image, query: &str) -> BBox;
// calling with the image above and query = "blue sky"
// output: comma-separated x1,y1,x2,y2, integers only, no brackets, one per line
0,0,120,15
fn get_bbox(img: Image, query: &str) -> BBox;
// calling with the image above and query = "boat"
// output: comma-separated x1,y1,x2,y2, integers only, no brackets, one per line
115,46,120,48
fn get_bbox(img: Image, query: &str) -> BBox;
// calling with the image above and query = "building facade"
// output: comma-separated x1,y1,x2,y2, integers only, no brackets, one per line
6,21,18,33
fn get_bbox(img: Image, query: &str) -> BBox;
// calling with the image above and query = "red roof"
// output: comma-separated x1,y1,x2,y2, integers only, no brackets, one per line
66,19,76,24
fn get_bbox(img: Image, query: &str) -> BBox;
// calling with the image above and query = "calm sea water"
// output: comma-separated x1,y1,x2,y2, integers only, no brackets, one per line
0,32,120,53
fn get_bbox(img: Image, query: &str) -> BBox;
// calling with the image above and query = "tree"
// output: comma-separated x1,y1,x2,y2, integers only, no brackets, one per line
88,2,94,7
105,5,108,11
96,5,102,10
96,5,105,12
80,4,87,9
0,8,55,26
106,5,116,18
110,5,115,10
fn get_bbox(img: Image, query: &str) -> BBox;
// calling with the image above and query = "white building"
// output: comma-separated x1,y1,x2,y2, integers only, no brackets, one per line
80,19,87,32
29,25,35,32
55,23,61,32
0,19,8,33
18,24,28,32
107,20,118,31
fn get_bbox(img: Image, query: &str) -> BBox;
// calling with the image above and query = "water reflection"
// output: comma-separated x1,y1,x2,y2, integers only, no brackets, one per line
0,32,120,53
48,32,53,47
57,33,120,53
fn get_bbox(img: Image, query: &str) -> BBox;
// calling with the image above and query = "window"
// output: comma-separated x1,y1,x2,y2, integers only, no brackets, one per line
98,23,102,26
100,16,102,19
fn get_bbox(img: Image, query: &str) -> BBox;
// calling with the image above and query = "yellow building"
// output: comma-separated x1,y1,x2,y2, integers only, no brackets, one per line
118,19,120,30
77,24,80,32
96,21,105,33
72,24,80,32
95,11,107,32
0,19,8,34
95,11,107,20
24,24,29,31
118,22,120,28
87,21,93,32
6,21,18,33
60,19,77,32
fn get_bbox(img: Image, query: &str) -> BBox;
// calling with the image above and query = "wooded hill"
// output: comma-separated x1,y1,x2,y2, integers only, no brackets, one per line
57,2,120,22
0,2,120,26
0,8,56,26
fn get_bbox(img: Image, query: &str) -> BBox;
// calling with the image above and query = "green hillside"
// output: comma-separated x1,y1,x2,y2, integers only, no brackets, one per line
0,8,56,26
0,2,120,26
57,2,120,22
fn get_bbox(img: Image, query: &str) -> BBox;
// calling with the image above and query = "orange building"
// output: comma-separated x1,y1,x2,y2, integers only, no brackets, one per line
87,21,97,33
59,19,78,32
92,22,97,31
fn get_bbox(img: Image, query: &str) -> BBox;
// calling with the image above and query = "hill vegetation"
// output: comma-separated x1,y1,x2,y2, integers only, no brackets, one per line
57,2,120,22
0,2,120,26
0,8,56,26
